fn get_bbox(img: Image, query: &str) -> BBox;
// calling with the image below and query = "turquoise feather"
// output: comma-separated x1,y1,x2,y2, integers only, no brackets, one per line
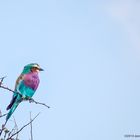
6,63,43,122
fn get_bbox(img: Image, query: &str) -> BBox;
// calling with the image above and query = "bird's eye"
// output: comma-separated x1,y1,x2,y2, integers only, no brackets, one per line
34,67,38,69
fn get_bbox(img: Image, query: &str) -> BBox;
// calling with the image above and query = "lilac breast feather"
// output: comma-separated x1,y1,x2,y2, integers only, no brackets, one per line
23,72,40,90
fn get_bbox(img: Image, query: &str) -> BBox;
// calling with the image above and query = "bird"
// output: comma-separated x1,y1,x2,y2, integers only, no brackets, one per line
6,63,44,123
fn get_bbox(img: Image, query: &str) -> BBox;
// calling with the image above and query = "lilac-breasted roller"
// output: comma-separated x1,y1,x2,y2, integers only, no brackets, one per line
6,63,44,122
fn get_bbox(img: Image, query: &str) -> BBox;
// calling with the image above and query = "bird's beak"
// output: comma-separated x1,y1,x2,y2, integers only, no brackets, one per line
39,68,44,71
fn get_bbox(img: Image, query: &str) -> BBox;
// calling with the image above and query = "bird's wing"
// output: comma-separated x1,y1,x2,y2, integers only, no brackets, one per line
15,74,36,97
6,74,24,110
15,74,24,91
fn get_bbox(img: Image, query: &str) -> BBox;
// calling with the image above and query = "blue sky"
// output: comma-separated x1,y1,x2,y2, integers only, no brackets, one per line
0,0,140,140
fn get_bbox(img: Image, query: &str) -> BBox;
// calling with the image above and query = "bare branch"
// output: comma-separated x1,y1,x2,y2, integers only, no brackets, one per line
13,117,19,139
7,113,40,140
30,112,33,140
0,84,22,96
0,113,7,118
28,98,50,108
0,109,7,118
0,76,48,139
0,77,50,108
0,76,6,85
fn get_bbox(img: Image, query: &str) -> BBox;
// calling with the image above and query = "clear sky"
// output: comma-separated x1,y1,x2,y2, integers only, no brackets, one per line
0,0,140,140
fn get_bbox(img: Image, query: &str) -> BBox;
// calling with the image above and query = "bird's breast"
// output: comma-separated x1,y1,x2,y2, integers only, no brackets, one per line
23,73,40,90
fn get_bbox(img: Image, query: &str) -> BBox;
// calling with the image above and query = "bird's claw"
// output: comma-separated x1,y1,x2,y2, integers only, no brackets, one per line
21,96,32,101
29,98,34,103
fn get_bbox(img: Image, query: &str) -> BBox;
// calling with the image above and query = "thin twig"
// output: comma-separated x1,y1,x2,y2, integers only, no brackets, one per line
0,85,23,96
29,98,50,108
7,117,18,139
13,117,18,139
7,113,40,140
0,123,6,137
0,113,7,118
30,112,33,140
0,76,49,137
0,76,6,85
0,77,50,108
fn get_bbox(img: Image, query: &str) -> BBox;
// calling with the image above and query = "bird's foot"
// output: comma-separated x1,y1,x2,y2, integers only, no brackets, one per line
21,96,32,101
29,97,34,103
21,95,26,101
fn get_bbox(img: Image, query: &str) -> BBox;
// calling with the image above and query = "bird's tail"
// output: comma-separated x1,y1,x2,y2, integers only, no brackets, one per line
6,96,17,110
6,102,19,122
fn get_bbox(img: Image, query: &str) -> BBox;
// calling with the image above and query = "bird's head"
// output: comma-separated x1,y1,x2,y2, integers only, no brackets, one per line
22,63,44,74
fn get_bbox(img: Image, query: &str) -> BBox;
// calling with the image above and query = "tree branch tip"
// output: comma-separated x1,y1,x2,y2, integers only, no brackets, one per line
0,76,7,80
